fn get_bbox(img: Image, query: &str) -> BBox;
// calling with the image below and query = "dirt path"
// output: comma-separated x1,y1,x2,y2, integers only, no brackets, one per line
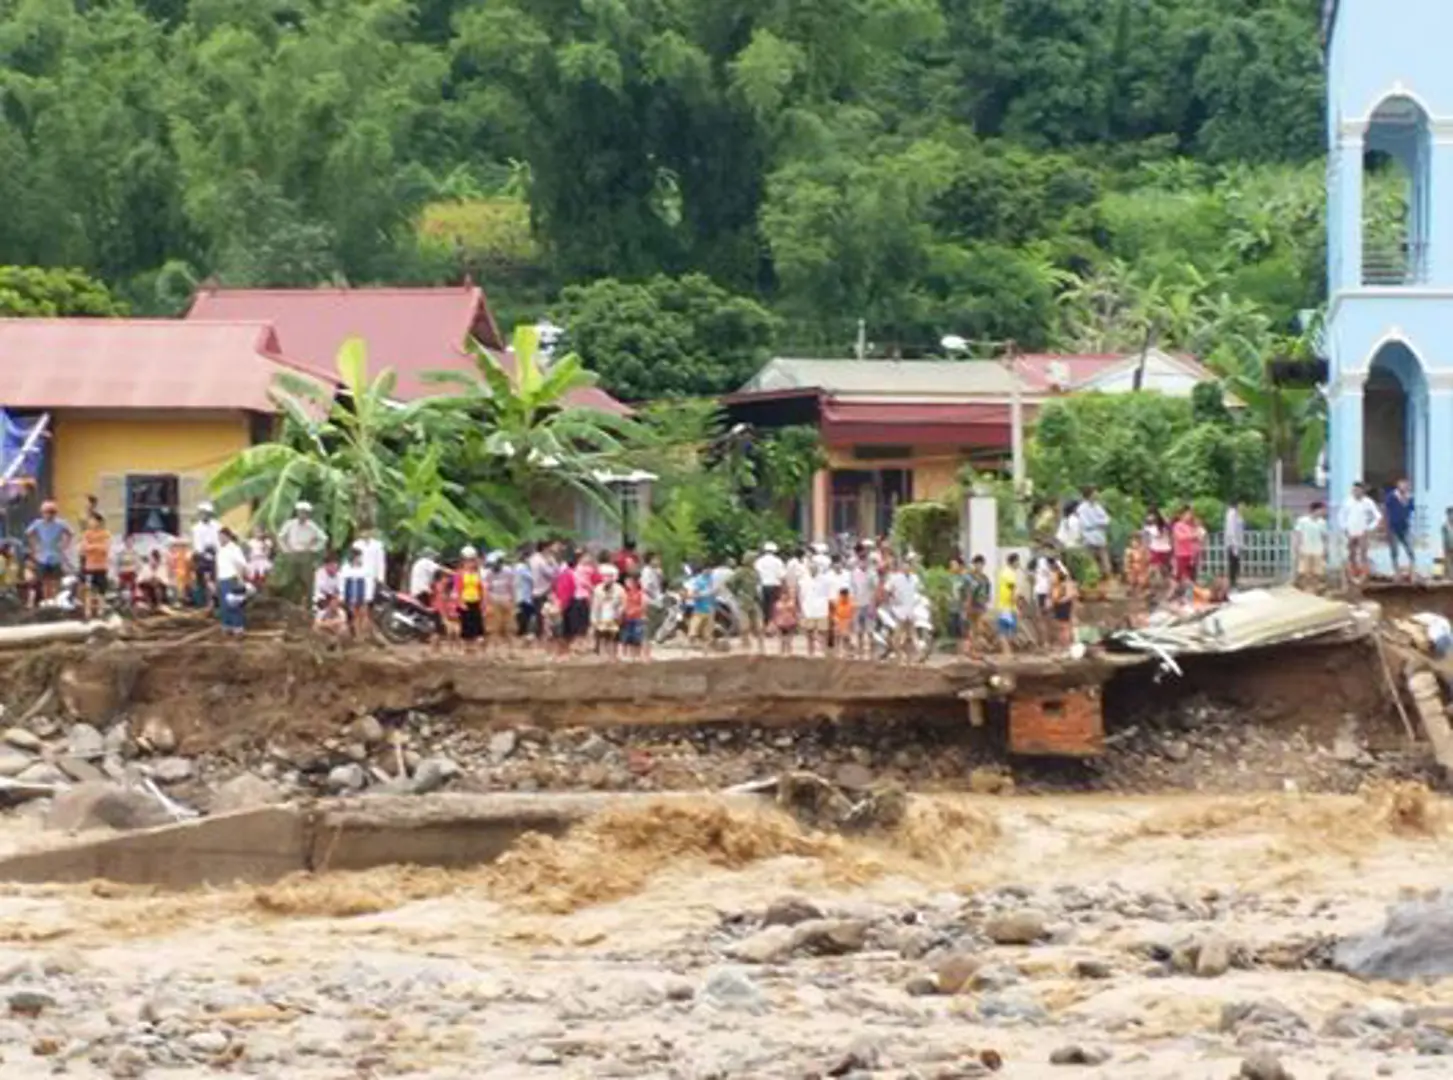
0,788,1447,1078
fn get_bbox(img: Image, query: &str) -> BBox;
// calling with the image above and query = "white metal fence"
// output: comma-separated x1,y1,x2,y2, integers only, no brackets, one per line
1199,530,1293,584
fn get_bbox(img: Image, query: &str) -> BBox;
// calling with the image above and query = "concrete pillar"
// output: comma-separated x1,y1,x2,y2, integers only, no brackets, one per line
811,468,830,543
1427,386,1453,537
1328,377,1365,569
1333,127,1365,292
1430,122,1453,286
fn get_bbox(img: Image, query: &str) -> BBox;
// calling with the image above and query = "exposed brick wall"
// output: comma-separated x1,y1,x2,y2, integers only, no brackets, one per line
1009,685,1103,757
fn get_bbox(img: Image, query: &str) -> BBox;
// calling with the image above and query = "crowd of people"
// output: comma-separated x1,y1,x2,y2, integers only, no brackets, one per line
2,477,1445,656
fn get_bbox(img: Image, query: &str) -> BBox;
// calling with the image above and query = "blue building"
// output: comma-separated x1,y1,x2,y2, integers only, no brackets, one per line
1324,0,1453,566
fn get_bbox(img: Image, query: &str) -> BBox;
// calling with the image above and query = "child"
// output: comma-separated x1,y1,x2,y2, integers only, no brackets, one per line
686,565,715,650
170,541,193,609
116,535,139,607
80,513,112,620
1124,532,1150,596
831,587,855,658
341,544,370,638
315,592,348,638
619,571,647,661
774,577,799,655
1051,564,1078,649
137,549,170,610
246,526,273,586
591,565,625,659
454,547,486,651
798,562,830,658
431,567,459,652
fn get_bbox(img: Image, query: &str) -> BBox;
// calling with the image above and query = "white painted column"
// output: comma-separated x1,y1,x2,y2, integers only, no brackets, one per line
1430,120,1453,286
1327,373,1365,570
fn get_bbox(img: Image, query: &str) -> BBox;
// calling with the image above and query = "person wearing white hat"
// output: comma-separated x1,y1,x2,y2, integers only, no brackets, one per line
189,502,221,608
275,500,328,606
453,546,486,649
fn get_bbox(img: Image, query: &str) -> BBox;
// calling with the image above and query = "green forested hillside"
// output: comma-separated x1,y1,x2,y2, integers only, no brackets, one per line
0,0,1330,392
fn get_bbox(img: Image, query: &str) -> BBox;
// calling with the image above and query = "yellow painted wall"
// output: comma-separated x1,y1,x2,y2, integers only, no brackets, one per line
823,446,965,501
52,412,254,532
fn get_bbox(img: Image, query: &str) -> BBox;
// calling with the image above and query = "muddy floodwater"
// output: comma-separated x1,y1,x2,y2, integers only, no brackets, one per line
0,790,1449,1078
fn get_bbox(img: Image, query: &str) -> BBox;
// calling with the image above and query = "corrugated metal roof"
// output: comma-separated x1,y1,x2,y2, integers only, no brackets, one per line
739,358,1022,398
0,319,323,412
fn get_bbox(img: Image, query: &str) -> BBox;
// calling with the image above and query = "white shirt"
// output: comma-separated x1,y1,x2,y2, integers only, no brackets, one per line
753,552,786,587
1224,507,1245,552
1294,515,1328,557
313,565,341,605
799,572,832,620
825,568,851,603
358,537,387,583
885,570,919,618
1033,557,1054,597
408,556,440,596
850,565,876,606
1341,496,1382,538
191,518,220,555
277,516,327,554
215,540,248,582
1056,514,1082,549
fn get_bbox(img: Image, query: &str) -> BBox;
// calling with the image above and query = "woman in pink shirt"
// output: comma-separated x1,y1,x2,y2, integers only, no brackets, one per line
1171,506,1204,586
553,559,578,655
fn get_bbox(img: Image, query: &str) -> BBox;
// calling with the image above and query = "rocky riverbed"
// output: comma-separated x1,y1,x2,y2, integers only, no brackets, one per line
0,788,1449,1078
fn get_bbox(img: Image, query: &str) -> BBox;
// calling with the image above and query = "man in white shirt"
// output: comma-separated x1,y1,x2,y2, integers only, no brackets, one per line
189,502,221,607
798,561,832,657
1339,482,1381,583
754,542,786,627
275,501,328,605
1075,488,1111,577
408,548,440,602
1293,501,1328,586
214,526,250,635
356,528,388,602
1223,501,1245,590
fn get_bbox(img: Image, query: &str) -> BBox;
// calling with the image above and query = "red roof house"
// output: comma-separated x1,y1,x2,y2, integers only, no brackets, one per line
185,284,629,415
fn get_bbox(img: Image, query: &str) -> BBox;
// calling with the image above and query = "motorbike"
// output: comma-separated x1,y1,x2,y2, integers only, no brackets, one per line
871,598,934,662
372,584,437,644
652,589,742,646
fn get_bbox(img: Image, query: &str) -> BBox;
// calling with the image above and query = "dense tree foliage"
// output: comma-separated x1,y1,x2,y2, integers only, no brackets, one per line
0,0,1328,396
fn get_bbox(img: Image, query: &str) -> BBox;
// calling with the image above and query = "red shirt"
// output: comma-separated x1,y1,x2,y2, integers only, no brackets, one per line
622,584,645,621
1172,520,1202,560
554,565,576,606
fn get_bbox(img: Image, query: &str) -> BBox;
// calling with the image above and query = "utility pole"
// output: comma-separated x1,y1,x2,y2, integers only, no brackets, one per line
855,319,866,361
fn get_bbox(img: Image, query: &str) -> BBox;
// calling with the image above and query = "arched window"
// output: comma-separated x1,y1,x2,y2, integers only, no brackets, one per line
1362,95,1431,285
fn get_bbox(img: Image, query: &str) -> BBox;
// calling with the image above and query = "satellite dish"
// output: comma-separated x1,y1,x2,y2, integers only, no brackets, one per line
1046,360,1071,389
941,334,970,354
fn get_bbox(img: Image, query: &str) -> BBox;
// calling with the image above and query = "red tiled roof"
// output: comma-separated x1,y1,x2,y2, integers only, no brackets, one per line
0,320,323,412
186,285,505,402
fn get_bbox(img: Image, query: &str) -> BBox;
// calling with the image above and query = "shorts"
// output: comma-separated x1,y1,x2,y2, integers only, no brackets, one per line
37,562,62,582
761,585,782,622
594,623,619,642
459,601,484,640
86,569,108,592
1035,592,1051,614
687,610,713,639
1053,602,1073,622
485,600,512,637
853,606,874,635
801,616,827,634
1150,549,1172,571
996,612,1018,635
344,577,368,608
1297,554,1326,578
619,619,644,646
564,598,590,639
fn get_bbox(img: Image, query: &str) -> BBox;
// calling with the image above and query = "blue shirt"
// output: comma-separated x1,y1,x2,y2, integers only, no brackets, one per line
1385,491,1415,536
689,572,714,614
26,518,70,566
513,563,533,604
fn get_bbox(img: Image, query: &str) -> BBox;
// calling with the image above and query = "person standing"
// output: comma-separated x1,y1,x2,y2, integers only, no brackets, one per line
1075,488,1112,579
1144,509,1172,587
25,501,73,604
215,527,250,636
484,551,515,652
995,554,1021,656
528,541,557,639
408,548,440,606
1171,506,1205,593
513,549,536,641
275,501,328,603
798,559,831,657
1293,502,1329,587
190,502,221,608
79,512,112,620
1223,500,1245,591
849,550,877,657
1384,477,1416,581
454,547,486,651
753,542,786,629
882,556,922,662
728,554,765,654
1340,482,1381,584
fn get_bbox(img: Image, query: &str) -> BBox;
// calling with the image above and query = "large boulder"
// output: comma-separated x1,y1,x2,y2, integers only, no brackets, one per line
1336,894,1453,982
46,782,172,833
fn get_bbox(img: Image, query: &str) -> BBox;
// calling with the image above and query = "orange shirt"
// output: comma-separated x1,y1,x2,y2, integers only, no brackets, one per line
81,529,111,573
831,595,854,633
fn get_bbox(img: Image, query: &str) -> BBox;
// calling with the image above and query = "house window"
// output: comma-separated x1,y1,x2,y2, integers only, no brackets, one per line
854,445,912,461
125,475,180,536
618,483,642,545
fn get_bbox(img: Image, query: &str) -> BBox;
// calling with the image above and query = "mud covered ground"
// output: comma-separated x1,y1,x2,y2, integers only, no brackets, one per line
0,788,1450,1078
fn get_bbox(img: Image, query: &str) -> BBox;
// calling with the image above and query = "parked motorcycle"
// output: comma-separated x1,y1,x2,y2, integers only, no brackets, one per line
372,584,437,644
871,598,934,662
652,589,742,646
